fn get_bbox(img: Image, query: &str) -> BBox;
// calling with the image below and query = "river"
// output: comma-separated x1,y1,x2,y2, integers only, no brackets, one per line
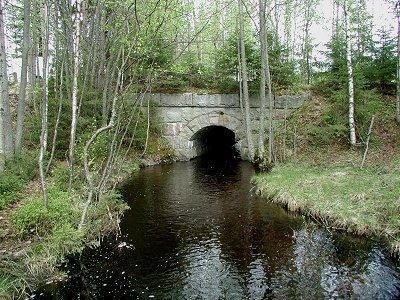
34,155,400,299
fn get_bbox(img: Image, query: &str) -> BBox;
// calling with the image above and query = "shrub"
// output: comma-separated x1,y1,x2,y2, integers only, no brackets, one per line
41,223,85,258
10,190,79,236
6,151,38,182
0,151,39,209
0,173,25,209
305,123,348,146
85,191,129,237
50,163,72,192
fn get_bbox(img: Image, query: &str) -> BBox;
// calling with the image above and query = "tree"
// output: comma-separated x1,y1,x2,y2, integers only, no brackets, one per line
0,0,4,171
344,0,357,147
15,0,31,154
238,0,254,161
395,0,400,123
38,1,50,207
258,0,274,163
0,0,14,157
68,0,83,190
300,0,320,84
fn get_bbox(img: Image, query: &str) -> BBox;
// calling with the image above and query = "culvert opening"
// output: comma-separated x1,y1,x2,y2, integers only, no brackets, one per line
190,126,238,159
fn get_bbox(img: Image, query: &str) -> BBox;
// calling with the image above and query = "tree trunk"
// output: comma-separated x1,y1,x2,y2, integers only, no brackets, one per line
68,0,83,190
46,62,64,174
79,57,122,229
39,2,50,207
258,0,267,154
0,0,4,170
15,0,31,154
397,8,400,124
0,0,14,158
238,0,254,161
344,1,356,147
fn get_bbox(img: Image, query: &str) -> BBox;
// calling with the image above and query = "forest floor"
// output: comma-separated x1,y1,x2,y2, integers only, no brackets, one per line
253,93,400,254
0,139,175,299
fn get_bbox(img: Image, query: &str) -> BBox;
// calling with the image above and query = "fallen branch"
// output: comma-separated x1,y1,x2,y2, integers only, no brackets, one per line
361,115,375,169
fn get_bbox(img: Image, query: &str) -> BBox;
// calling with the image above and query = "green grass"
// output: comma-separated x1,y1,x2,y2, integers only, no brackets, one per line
253,163,400,253
0,276,13,298
1,161,130,299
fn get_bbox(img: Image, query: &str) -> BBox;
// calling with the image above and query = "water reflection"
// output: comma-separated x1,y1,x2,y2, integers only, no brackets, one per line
34,156,400,299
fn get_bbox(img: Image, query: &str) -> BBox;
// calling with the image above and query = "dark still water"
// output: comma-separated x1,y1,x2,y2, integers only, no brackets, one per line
35,156,400,299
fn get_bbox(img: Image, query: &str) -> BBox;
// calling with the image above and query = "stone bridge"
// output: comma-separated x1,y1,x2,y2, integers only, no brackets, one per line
139,93,309,160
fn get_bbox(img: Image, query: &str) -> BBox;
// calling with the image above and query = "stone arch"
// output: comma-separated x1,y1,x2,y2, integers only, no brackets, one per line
182,110,244,141
175,111,246,160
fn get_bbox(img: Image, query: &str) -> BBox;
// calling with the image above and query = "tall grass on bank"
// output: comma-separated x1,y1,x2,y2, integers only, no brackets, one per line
253,163,400,253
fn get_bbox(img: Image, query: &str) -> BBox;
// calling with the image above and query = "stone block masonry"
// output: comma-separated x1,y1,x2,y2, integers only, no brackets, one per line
134,92,309,160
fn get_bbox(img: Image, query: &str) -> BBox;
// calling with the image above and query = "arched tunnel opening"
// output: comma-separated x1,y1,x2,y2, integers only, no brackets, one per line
191,126,238,159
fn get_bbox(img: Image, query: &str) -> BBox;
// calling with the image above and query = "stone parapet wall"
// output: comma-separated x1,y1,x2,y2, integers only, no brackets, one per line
138,92,309,109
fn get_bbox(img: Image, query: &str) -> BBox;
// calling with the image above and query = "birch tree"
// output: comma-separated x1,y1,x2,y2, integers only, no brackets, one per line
258,0,267,154
68,0,83,190
38,2,50,207
395,0,400,124
15,0,31,154
344,0,357,147
0,0,4,171
0,0,14,157
259,0,274,163
238,0,254,161
258,0,274,163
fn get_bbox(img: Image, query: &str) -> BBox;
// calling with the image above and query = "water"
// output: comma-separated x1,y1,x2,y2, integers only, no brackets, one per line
35,156,400,299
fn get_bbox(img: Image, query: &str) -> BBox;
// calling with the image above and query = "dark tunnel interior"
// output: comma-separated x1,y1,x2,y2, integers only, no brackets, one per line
191,126,238,159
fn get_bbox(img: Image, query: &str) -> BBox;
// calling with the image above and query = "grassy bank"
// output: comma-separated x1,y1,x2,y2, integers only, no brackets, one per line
0,161,129,299
254,89,400,254
253,161,400,253
0,134,175,299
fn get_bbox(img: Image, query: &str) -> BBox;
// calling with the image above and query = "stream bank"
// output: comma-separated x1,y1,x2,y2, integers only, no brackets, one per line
253,158,400,255
0,138,175,299
32,154,400,299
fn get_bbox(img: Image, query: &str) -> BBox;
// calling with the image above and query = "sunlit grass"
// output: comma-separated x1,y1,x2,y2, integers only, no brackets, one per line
253,163,400,253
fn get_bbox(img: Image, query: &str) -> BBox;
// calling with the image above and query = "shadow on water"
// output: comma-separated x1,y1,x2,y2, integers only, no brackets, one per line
33,150,400,299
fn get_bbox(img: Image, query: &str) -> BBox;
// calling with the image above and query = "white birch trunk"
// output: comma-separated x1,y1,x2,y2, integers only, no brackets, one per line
0,0,4,170
0,0,13,157
38,3,50,207
258,0,267,154
238,0,254,161
397,7,400,124
344,2,357,147
15,0,31,154
68,0,83,189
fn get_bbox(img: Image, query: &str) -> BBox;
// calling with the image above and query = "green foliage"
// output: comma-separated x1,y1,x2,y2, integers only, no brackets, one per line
0,151,39,209
10,190,79,236
266,33,300,92
40,223,85,258
0,173,25,209
49,163,71,192
6,151,38,182
311,26,397,147
84,191,129,239
363,30,397,94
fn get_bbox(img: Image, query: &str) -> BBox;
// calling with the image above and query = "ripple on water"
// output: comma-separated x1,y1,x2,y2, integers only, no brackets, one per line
33,157,400,299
